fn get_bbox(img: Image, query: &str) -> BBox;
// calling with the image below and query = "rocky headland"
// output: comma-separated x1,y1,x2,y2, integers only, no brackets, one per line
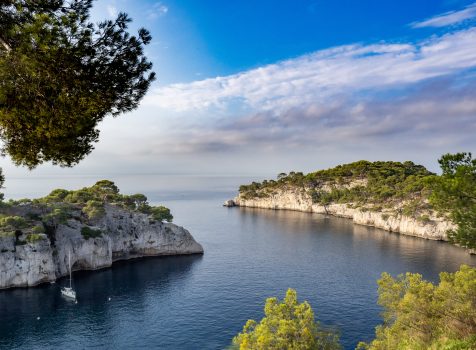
0,181,203,289
227,160,462,246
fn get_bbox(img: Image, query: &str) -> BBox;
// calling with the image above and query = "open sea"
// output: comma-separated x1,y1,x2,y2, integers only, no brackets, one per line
1,175,475,349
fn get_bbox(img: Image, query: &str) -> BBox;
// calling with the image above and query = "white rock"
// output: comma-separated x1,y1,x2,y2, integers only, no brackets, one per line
0,205,203,289
233,187,454,242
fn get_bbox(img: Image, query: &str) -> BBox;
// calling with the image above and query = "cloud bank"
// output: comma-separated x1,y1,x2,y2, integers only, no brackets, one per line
145,28,476,114
411,2,476,28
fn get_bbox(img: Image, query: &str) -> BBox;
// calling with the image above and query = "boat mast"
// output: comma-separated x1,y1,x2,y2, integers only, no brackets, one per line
69,251,72,289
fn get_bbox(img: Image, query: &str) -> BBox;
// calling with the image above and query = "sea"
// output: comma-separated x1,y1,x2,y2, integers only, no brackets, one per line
0,174,474,349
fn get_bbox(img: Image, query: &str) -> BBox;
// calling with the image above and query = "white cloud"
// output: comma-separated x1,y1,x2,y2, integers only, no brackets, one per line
145,28,476,113
148,2,169,20
107,4,118,18
411,2,476,28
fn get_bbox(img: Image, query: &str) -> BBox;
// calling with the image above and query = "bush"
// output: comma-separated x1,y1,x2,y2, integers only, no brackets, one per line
43,205,73,225
26,233,44,243
232,288,341,349
149,206,173,222
81,226,102,239
82,200,106,221
0,215,28,230
42,189,69,203
417,214,431,223
358,265,476,349
31,224,45,234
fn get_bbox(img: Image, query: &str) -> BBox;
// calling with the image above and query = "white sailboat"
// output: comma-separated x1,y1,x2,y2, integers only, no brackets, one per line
61,251,77,300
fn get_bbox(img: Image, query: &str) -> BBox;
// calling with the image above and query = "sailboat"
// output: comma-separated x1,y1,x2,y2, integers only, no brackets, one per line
61,251,77,300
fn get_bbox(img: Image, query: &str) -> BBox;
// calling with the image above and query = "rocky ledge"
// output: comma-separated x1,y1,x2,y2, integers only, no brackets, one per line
0,204,203,289
227,187,454,242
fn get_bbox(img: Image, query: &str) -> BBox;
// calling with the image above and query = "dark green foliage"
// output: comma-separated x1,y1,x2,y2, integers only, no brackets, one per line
0,0,155,168
428,153,476,249
42,204,74,225
43,189,69,203
81,226,102,239
150,206,173,222
82,200,105,221
0,215,27,230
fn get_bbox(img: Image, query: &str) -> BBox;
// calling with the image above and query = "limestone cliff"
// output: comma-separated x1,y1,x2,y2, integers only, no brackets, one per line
0,205,203,289
231,187,454,242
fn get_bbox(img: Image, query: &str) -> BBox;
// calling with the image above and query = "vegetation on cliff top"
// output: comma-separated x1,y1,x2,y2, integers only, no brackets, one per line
239,160,433,211
0,179,173,244
238,153,476,250
233,265,476,350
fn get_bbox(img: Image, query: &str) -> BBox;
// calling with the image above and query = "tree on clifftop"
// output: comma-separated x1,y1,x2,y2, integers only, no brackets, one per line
0,0,155,168
428,152,476,249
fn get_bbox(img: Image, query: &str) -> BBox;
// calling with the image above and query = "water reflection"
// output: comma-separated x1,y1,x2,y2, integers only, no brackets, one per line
0,255,202,349
0,197,474,350
236,206,474,277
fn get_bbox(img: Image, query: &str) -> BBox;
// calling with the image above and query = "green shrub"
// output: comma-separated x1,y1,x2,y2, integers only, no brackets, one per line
82,200,106,221
31,224,45,234
81,226,102,239
358,265,476,349
43,205,73,225
149,206,173,222
42,189,69,203
26,233,44,243
0,231,15,237
417,214,431,223
232,288,341,349
0,216,28,229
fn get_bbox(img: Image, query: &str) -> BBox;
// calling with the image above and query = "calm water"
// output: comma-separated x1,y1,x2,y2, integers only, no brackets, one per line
1,175,475,349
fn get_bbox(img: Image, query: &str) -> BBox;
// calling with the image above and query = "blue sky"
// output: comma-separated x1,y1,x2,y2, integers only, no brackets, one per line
91,0,476,83
2,0,476,181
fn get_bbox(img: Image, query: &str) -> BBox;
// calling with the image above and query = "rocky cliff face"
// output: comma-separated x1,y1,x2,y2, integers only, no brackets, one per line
233,187,454,241
0,205,203,289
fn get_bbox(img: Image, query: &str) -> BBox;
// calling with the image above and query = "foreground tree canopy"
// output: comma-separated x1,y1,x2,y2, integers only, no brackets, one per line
232,288,341,350
233,266,476,349
0,0,155,168
428,152,476,250
358,265,476,349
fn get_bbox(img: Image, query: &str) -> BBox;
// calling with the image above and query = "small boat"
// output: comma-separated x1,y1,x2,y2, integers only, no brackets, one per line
61,251,77,300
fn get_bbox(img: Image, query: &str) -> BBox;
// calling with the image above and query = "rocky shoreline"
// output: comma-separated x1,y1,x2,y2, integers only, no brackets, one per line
0,204,203,289
225,187,455,243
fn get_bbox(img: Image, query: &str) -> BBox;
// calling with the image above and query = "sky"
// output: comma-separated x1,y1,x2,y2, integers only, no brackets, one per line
2,0,476,181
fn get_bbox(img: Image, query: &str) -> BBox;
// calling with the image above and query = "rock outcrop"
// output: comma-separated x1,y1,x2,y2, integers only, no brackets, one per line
231,188,454,242
0,205,203,289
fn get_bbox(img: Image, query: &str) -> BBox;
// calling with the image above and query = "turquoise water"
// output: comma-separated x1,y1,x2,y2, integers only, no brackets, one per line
1,175,475,349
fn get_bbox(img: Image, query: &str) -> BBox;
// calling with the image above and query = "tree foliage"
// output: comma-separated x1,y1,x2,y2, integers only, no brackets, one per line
428,153,476,249
0,0,155,168
149,206,173,222
357,265,476,350
232,288,341,350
